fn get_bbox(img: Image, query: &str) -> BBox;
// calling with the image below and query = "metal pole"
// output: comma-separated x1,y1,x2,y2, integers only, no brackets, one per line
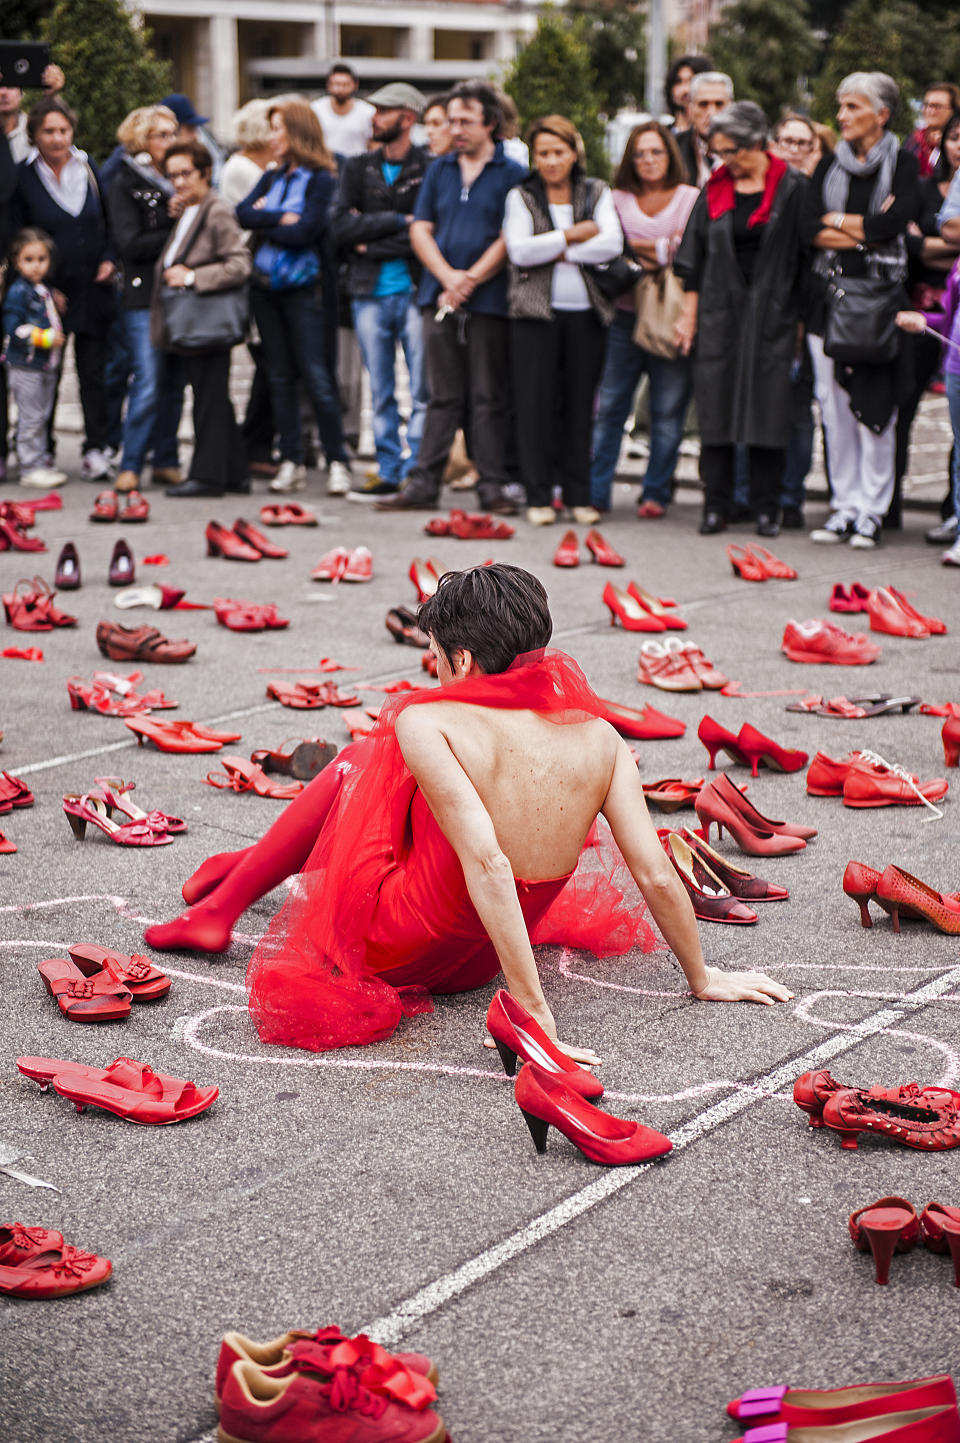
645,0,666,119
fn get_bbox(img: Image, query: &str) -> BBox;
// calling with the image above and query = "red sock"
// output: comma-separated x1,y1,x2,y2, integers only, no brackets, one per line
146,745,363,953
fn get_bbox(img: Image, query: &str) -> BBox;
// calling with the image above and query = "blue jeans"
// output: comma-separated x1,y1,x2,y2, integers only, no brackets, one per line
352,292,426,485
120,310,158,474
946,370,960,519
252,286,346,465
590,310,692,509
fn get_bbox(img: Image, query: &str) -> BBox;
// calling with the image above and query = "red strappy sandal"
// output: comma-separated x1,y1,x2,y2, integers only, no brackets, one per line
727,544,767,582
62,792,174,845
0,515,47,552
37,955,132,1020
250,740,338,781
745,544,798,580
206,755,303,799
0,771,34,809
18,1055,217,1125
66,943,171,1000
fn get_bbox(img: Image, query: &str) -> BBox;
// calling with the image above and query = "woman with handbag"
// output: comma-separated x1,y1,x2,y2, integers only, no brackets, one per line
149,139,251,499
503,114,623,527
674,101,807,538
588,121,697,517
236,100,353,498
12,95,116,483
802,71,918,549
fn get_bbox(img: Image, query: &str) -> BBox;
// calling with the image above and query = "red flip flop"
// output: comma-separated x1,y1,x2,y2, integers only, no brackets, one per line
17,1055,217,1125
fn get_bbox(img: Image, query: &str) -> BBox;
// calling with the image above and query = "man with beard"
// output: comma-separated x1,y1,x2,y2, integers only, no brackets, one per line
330,82,430,501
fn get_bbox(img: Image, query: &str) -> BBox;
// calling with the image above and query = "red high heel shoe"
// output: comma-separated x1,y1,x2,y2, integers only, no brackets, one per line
205,521,261,562
840,860,949,929
823,1089,960,1151
552,530,580,567
865,587,930,639
943,716,960,768
485,990,603,1099
108,538,135,587
0,515,46,552
123,717,225,753
736,722,808,779
875,865,960,934
584,529,624,567
232,518,288,559
694,776,809,857
54,542,81,590
205,755,303,799
659,830,759,923
727,544,766,582
920,1203,960,1287
679,827,789,901
849,1196,918,1284
698,714,749,769
745,544,797,580
626,582,686,629
727,1377,958,1429
409,557,439,600
90,777,186,834
887,586,946,635
602,582,665,631
794,1070,960,1130
513,1063,672,1165
62,793,174,845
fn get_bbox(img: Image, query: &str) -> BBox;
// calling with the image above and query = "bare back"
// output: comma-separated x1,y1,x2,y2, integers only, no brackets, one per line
404,701,619,880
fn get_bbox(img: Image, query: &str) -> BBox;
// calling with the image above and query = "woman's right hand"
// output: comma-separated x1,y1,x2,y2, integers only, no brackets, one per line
895,310,926,334
564,219,600,245
673,313,697,355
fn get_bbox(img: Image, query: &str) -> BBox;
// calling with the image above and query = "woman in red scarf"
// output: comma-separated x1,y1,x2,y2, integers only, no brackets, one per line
674,101,807,538
146,565,791,1056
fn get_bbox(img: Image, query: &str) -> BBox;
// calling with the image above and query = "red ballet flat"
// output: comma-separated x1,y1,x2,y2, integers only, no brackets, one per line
584,528,623,566
641,778,704,811
920,1203,960,1286
259,503,317,527
727,1377,958,1429
849,1195,918,1284
120,490,150,523
37,955,132,1020
596,696,685,739
514,1063,672,1165
53,542,80,589
0,1233,112,1298
485,990,604,1099
90,490,118,523
232,518,288,559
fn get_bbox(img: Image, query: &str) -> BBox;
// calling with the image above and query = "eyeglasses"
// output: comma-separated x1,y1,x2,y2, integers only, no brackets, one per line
167,166,197,181
779,136,813,151
711,145,740,160
149,128,178,140
634,149,667,161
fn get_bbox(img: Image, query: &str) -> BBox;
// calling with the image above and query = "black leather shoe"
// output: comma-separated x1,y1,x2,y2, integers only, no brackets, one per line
165,479,225,498
780,506,804,530
698,511,727,535
755,513,780,538
374,486,439,511
225,478,252,495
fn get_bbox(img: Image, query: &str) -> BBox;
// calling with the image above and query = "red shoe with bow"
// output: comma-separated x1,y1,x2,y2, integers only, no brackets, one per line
823,1089,960,1151
727,1376,957,1428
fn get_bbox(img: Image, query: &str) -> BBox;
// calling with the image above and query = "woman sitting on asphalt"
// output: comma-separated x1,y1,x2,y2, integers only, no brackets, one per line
144,564,791,1057
674,100,807,539
589,120,698,519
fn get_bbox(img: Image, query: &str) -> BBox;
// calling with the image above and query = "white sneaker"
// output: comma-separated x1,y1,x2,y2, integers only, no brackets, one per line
327,460,353,496
526,506,557,527
809,512,852,544
81,448,113,480
849,516,880,550
269,461,307,494
20,466,67,488
942,539,960,567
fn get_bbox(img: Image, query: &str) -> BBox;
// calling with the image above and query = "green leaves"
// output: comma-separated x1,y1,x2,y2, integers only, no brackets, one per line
503,7,609,177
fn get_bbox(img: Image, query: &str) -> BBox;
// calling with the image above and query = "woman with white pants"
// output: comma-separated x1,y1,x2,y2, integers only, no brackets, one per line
802,72,918,548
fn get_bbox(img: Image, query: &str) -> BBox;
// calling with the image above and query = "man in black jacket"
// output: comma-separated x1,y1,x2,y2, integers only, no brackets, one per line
330,81,430,501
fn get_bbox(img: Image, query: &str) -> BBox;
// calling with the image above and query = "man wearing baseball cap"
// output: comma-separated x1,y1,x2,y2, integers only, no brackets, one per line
330,81,430,501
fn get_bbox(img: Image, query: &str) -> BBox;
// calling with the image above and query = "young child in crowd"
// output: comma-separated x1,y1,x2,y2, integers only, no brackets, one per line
897,261,960,567
2,228,67,489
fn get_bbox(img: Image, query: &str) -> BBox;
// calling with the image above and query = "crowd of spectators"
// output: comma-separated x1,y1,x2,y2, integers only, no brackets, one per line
3,55,960,560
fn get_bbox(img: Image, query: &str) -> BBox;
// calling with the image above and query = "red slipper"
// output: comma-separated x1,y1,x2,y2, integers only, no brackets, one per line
37,956,132,1021
65,944,171,1001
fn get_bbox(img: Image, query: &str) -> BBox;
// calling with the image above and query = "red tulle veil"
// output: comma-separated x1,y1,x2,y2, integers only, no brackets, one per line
246,648,663,1052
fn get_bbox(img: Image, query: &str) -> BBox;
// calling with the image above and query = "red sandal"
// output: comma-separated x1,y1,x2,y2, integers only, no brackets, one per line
18,1055,217,1125
66,943,171,1000
62,792,174,846
37,955,132,1020
206,755,304,799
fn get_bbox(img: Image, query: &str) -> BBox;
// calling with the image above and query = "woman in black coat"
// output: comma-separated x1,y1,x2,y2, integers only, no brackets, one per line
674,100,807,537
13,95,116,480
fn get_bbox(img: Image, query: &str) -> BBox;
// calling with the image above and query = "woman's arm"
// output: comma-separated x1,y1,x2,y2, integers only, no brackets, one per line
503,187,576,267
107,179,170,262
395,708,600,1064
191,208,253,292
601,739,793,1004
255,170,336,249
235,169,280,230
563,186,623,263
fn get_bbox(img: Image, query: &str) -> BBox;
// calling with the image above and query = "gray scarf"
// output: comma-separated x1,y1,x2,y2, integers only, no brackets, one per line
814,130,905,279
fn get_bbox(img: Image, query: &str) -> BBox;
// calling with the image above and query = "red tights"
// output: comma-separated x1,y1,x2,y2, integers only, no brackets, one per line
144,744,366,953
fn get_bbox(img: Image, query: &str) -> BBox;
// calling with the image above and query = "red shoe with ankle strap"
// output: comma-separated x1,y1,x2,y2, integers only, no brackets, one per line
215,1327,438,1413
486,989,604,1099
849,1195,919,1284
728,1377,957,1428
794,1069,960,1130
745,544,797,580
920,1204,960,1286
217,1357,446,1443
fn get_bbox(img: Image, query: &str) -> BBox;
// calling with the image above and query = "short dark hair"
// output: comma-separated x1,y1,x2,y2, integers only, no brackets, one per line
614,120,686,193
935,109,960,183
447,81,503,138
417,564,553,675
423,91,451,117
327,62,358,84
26,94,78,145
665,54,713,113
163,139,212,178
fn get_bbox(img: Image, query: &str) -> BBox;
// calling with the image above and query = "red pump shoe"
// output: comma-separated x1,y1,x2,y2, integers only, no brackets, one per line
206,521,262,562
485,990,604,1099
231,518,288,559
849,1195,919,1284
678,826,788,902
737,723,808,778
920,1203,960,1286
602,582,666,632
942,716,960,767
584,528,624,566
552,529,580,567
514,1062,672,1165
728,1377,957,1429
823,1089,960,1151
875,865,960,934
626,582,687,629
694,775,811,857
794,1070,960,1131
698,714,750,769
659,829,758,924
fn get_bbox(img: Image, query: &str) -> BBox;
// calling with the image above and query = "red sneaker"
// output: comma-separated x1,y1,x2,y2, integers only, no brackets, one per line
843,752,948,812
218,1360,446,1443
782,618,881,665
215,1328,437,1411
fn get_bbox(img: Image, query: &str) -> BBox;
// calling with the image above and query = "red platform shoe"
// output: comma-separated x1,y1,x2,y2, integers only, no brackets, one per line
513,1062,672,1165
849,1196,918,1284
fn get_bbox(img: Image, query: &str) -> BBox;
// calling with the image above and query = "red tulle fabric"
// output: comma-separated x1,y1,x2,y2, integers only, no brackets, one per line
246,649,663,1052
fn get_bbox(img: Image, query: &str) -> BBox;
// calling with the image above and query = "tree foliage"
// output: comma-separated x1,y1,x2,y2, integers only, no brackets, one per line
567,1,646,116
39,0,170,162
0,0,54,41
812,0,960,125
708,0,817,123
503,8,609,176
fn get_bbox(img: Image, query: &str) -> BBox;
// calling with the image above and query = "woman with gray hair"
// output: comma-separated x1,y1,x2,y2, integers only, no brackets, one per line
801,71,918,548
674,99,807,536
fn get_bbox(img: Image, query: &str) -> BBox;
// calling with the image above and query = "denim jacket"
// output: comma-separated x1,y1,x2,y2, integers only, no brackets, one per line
2,274,63,370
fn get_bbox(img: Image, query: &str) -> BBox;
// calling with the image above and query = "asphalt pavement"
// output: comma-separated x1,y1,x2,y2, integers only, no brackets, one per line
1,438,959,1443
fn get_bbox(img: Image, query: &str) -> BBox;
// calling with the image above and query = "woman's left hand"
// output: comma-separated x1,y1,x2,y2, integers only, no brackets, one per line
279,211,300,224
95,261,116,284
163,264,192,289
